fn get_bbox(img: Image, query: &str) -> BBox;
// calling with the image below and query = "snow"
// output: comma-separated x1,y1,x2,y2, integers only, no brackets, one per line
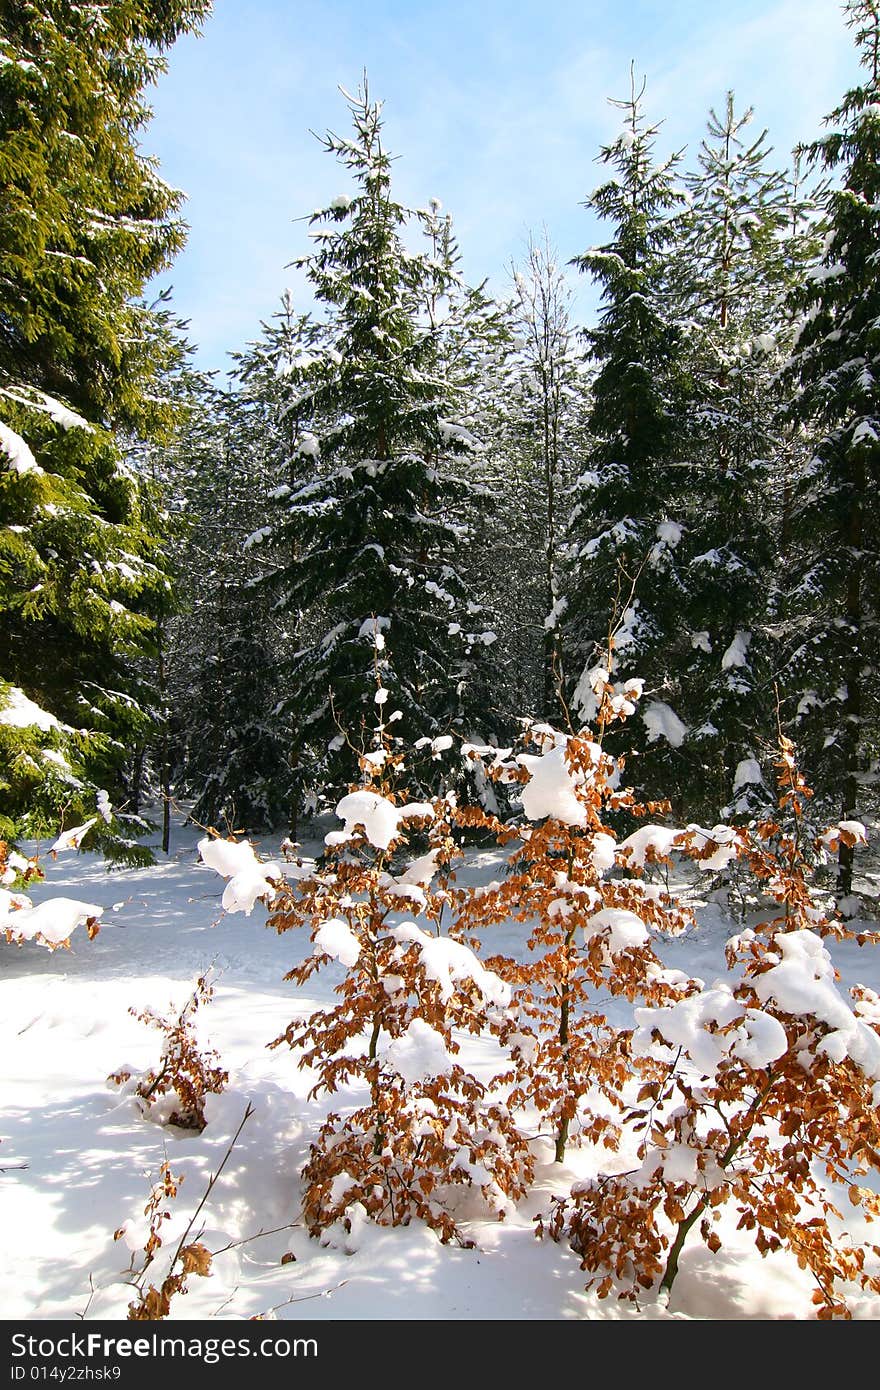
518,743,587,827
584,907,649,952
0,687,60,731
197,837,282,916
732,758,763,793
852,420,878,445
544,596,568,631
334,791,402,850
0,421,41,475
683,825,741,872
721,631,752,670
314,918,361,968
50,820,97,853
642,701,688,748
753,931,880,1081
380,1019,453,1083
617,824,681,868
332,793,434,851
2,817,879,1322
392,921,510,1007
296,432,320,458
655,519,682,546
0,891,103,947
820,820,868,849
415,733,454,759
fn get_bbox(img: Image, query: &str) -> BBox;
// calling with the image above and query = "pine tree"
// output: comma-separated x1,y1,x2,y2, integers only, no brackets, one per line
661,95,821,819
562,73,688,801
506,234,588,721
172,372,291,835
0,1,211,855
254,83,499,811
783,0,880,894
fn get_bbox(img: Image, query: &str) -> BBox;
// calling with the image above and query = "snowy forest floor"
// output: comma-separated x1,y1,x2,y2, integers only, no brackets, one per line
2,811,880,1322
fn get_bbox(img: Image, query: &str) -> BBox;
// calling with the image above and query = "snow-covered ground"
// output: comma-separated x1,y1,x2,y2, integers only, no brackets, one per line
2,814,879,1322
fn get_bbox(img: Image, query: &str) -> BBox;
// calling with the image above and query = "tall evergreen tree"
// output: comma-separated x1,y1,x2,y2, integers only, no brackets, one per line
562,74,689,801
783,0,880,893
0,0,211,856
171,366,292,834
253,83,499,810
505,234,588,720
661,95,821,818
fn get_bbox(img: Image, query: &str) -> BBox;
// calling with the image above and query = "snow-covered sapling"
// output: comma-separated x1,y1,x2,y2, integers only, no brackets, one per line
267,695,531,1244
109,970,228,1131
545,736,880,1317
457,665,697,1164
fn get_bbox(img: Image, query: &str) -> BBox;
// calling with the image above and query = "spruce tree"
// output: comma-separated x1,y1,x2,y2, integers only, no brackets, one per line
783,0,880,894
505,234,588,720
171,370,291,834
0,1,211,855
562,74,688,803
255,83,498,810
662,95,820,819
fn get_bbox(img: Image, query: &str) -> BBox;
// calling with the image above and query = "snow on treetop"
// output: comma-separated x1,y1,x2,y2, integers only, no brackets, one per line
517,742,591,828
0,686,61,731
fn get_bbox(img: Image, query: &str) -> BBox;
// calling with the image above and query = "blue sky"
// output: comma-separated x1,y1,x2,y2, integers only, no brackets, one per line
144,0,862,374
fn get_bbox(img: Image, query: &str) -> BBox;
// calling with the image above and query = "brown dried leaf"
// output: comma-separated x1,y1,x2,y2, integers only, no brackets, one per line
179,1242,212,1277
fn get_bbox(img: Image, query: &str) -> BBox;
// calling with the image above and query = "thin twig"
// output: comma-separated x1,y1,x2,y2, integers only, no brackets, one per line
169,1103,254,1271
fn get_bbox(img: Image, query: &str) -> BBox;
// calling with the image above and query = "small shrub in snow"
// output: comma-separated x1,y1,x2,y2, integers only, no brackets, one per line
542,737,880,1317
115,1161,212,1320
109,970,228,1131
457,669,696,1164
115,1104,252,1320
266,732,532,1244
